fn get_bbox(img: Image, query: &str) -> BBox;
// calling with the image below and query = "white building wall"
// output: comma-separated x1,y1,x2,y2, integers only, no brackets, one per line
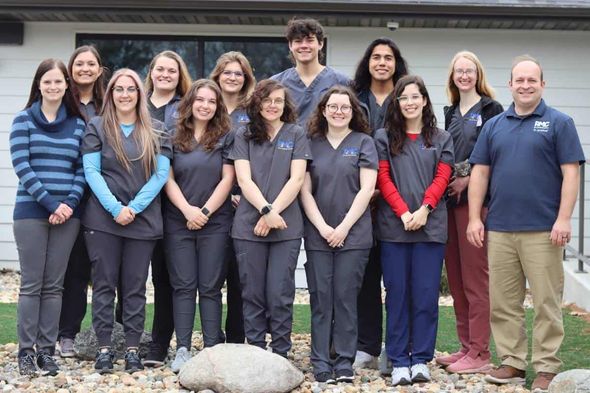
1,22,589,279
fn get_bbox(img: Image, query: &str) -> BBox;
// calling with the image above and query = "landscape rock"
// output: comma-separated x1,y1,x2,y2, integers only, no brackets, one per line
74,322,152,360
549,369,590,393
179,343,304,393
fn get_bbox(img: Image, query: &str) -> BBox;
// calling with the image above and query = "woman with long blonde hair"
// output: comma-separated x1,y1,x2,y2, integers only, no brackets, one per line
82,68,171,374
437,51,503,374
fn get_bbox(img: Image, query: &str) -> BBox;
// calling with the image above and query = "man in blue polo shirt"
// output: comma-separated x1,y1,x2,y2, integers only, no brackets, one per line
272,18,350,127
467,55,585,391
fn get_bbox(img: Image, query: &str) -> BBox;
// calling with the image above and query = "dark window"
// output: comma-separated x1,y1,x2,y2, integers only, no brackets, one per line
76,34,293,81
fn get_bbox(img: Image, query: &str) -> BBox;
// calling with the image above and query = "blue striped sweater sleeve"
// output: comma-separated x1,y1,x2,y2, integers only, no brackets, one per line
128,154,170,214
10,112,60,213
83,152,123,218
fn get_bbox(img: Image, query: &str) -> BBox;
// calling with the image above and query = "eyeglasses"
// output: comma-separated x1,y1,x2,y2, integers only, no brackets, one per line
325,104,352,114
222,70,245,78
261,97,285,107
454,68,477,76
112,86,138,94
397,94,422,104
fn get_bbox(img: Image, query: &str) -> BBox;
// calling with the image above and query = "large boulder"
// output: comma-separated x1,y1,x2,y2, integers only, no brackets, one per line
179,344,304,393
549,369,590,393
74,322,153,360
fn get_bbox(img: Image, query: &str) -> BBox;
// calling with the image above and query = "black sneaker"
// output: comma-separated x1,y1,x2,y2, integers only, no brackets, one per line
143,342,167,368
36,350,59,376
335,368,355,383
94,348,114,374
18,352,37,376
124,348,144,373
315,371,336,384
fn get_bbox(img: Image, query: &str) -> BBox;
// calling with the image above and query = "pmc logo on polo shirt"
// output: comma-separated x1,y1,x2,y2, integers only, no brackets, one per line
277,140,294,150
533,121,550,133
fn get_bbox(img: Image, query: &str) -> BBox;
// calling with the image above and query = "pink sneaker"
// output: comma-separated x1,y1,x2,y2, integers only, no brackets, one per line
447,354,493,374
435,351,466,367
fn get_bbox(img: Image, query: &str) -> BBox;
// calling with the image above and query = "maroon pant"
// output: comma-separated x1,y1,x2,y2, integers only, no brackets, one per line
445,203,490,359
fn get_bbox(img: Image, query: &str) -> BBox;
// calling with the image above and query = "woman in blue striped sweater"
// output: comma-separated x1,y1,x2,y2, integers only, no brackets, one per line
10,58,86,377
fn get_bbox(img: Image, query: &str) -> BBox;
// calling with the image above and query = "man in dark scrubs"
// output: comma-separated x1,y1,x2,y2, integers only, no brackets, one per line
351,37,409,370
271,18,350,127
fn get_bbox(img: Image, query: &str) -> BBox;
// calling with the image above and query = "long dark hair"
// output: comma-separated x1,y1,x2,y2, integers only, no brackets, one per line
352,37,409,93
174,79,230,153
25,58,82,119
68,45,107,112
385,75,437,156
245,79,297,144
308,85,370,138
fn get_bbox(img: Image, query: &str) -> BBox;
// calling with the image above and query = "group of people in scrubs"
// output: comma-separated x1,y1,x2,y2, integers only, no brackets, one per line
10,15,518,389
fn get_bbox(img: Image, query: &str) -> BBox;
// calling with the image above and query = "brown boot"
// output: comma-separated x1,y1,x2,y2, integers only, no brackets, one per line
531,372,556,391
484,365,526,385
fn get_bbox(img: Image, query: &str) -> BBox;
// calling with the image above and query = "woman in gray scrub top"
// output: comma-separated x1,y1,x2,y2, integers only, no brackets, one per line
163,79,235,372
82,69,172,374
300,86,377,384
210,51,256,344
374,75,454,386
230,79,311,358
143,50,192,369
59,45,107,359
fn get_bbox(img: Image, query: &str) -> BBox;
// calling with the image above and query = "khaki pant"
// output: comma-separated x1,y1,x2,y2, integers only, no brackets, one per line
487,231,564,373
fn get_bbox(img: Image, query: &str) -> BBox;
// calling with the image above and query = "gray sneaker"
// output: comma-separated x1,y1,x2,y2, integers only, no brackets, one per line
59,337,75,358
170,347,191,373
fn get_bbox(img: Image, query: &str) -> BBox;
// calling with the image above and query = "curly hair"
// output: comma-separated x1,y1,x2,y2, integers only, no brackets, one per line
245,79,297,145
352,37,409,94
384,75,438,156
174,79,230,153
307,85,370,139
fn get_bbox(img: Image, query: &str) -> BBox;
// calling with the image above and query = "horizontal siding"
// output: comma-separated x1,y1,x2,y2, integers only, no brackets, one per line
1,22,589,284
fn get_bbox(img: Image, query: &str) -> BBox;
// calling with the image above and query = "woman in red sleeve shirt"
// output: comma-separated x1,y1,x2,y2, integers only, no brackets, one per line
373,75,454,386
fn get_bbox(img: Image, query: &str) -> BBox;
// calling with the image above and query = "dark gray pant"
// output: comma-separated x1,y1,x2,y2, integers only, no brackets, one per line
305,249,370,374
85,229,155,347
14,218,80,354
233,238,301,355
165,232,228,348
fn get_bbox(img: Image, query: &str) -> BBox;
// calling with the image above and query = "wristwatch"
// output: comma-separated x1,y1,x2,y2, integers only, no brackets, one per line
201,207,210,217
423,204,433,213
260,204,273,215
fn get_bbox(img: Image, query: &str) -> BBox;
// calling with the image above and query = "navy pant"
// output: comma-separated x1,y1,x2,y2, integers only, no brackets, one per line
380,241,444,367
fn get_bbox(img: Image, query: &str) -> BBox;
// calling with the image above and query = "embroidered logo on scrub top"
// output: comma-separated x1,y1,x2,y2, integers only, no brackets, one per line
466,113,482,127
277,139,295,150
533,120,550,133
342,147,360,157
419,143,437,151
